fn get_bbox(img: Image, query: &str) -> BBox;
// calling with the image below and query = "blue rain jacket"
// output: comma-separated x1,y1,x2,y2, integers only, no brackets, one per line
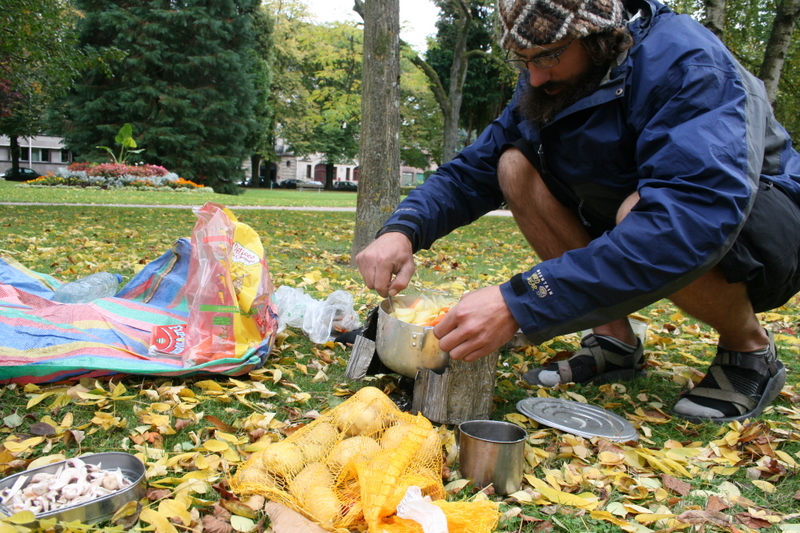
381,0,800,344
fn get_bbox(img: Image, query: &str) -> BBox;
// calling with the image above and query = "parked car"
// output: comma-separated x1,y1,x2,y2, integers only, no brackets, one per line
2,167,43,182
333,180,358,192
278,179,323,189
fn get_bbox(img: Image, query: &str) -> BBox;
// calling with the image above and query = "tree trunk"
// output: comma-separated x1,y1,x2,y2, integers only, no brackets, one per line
326,162,335,190
408,0,474,165
10,136,20,175
758,0,800,106
250,154,262,187
441,0,472,163
703,0,726,39
350,0,402,264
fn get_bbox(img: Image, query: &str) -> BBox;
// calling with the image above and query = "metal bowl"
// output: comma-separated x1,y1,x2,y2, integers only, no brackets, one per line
0,452,146,524
375,295,450,378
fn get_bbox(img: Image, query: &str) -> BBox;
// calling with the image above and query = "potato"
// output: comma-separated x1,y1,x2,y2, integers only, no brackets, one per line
233,464,278,490
327,436,381,473
305,485,342,526
336,400,383,436
260,440,305,477
380,423,413,450
299,421,340,462
380,424,441,461
352,386,388,404
290,462,334,500
416,427,442,461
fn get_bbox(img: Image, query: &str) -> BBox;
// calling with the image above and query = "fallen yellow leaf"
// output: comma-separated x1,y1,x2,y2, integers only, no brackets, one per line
203,439,230,452
3,437,44,454
527,477,599,510
3,511,35,525
507,490,534,502
159,499,192,526
751,480,776,493
635,513,676,524
140,508,179,533
589,510,638,532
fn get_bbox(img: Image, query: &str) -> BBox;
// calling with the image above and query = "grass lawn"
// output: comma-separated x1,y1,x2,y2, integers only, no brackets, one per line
0,179,359,208
0,181,798,533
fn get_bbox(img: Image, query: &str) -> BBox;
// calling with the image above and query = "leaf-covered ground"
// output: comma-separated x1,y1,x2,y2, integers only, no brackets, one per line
0,203,798,533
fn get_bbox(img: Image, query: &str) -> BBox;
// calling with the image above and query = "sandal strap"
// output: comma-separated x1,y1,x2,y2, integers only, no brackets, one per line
557,360,573,383
712,333,778,377
579,334,642,369
682,333,778,416
688,367,756,415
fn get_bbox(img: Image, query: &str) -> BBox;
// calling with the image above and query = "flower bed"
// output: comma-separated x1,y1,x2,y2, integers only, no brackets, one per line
19,162,212,192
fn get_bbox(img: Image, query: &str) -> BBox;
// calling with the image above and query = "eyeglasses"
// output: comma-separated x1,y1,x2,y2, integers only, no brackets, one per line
504,38,576,70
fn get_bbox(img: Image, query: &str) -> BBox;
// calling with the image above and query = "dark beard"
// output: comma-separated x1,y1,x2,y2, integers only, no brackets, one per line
516,61,611,128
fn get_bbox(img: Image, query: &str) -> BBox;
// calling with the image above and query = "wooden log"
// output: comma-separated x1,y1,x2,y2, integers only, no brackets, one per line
411,351,499,425
344,336,376,380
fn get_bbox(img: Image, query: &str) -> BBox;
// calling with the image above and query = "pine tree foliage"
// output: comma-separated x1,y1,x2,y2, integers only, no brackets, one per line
244,4,276,187
62,0,266,194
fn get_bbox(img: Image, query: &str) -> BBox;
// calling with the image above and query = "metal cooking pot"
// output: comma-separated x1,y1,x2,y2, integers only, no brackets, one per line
376,295,450,378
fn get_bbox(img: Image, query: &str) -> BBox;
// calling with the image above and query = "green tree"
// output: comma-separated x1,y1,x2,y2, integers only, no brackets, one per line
425,0,514,150
398,0,492,164
1,0,82,174
400,56,444,169
62,0,264,194
262,0,313,167
280,23,363,188
671,0,800,136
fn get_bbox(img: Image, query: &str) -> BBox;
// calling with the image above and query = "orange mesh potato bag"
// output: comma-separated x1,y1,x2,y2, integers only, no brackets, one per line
230,386,499,532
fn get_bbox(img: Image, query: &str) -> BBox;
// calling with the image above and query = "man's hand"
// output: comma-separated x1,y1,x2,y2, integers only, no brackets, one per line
434,286,520,362
355,232,415,297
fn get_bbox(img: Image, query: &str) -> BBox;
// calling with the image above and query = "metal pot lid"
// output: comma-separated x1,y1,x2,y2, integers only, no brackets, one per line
517,398,638,442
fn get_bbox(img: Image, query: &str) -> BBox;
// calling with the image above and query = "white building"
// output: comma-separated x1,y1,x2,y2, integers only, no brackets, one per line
2,135,435,186
272,143,359,184
268,143,436,186
0,135,73,175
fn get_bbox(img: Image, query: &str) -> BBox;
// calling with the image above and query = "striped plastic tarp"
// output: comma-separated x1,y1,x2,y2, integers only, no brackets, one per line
0,238,275,384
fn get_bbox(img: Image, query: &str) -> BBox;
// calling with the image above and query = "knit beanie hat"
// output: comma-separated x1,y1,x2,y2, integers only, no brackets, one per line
498,0,625,48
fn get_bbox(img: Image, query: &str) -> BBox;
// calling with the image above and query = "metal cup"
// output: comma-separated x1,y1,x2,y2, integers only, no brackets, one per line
457,420,527,495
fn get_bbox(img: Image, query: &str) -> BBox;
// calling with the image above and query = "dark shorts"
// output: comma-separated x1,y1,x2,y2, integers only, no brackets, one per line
719,180,800,312
509,138,800,312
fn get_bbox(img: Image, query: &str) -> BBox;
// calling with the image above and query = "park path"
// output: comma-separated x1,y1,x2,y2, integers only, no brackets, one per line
0,202,513,216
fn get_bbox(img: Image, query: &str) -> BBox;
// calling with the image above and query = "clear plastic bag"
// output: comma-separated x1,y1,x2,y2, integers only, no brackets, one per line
302,290,360,343
273,285,316,332
273,286,360,344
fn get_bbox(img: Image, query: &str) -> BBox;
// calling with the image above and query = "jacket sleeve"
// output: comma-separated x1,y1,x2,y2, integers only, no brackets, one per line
380,80,530,252
500,14,766,344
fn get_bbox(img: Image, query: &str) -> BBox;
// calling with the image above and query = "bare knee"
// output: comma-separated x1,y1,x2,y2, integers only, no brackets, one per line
616,191,641,225
498,148,545,205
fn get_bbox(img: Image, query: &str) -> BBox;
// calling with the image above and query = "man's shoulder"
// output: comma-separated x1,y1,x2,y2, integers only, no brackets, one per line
637,6,723,54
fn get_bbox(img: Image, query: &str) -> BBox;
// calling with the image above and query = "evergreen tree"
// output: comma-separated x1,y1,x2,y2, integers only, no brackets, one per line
62,0,264,194
244,3,276,187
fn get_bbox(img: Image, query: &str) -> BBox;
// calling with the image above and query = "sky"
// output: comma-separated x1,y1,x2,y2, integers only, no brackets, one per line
302,0,440,52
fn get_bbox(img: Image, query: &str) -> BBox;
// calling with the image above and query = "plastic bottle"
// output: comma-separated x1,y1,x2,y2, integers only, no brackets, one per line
52,272,123,303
